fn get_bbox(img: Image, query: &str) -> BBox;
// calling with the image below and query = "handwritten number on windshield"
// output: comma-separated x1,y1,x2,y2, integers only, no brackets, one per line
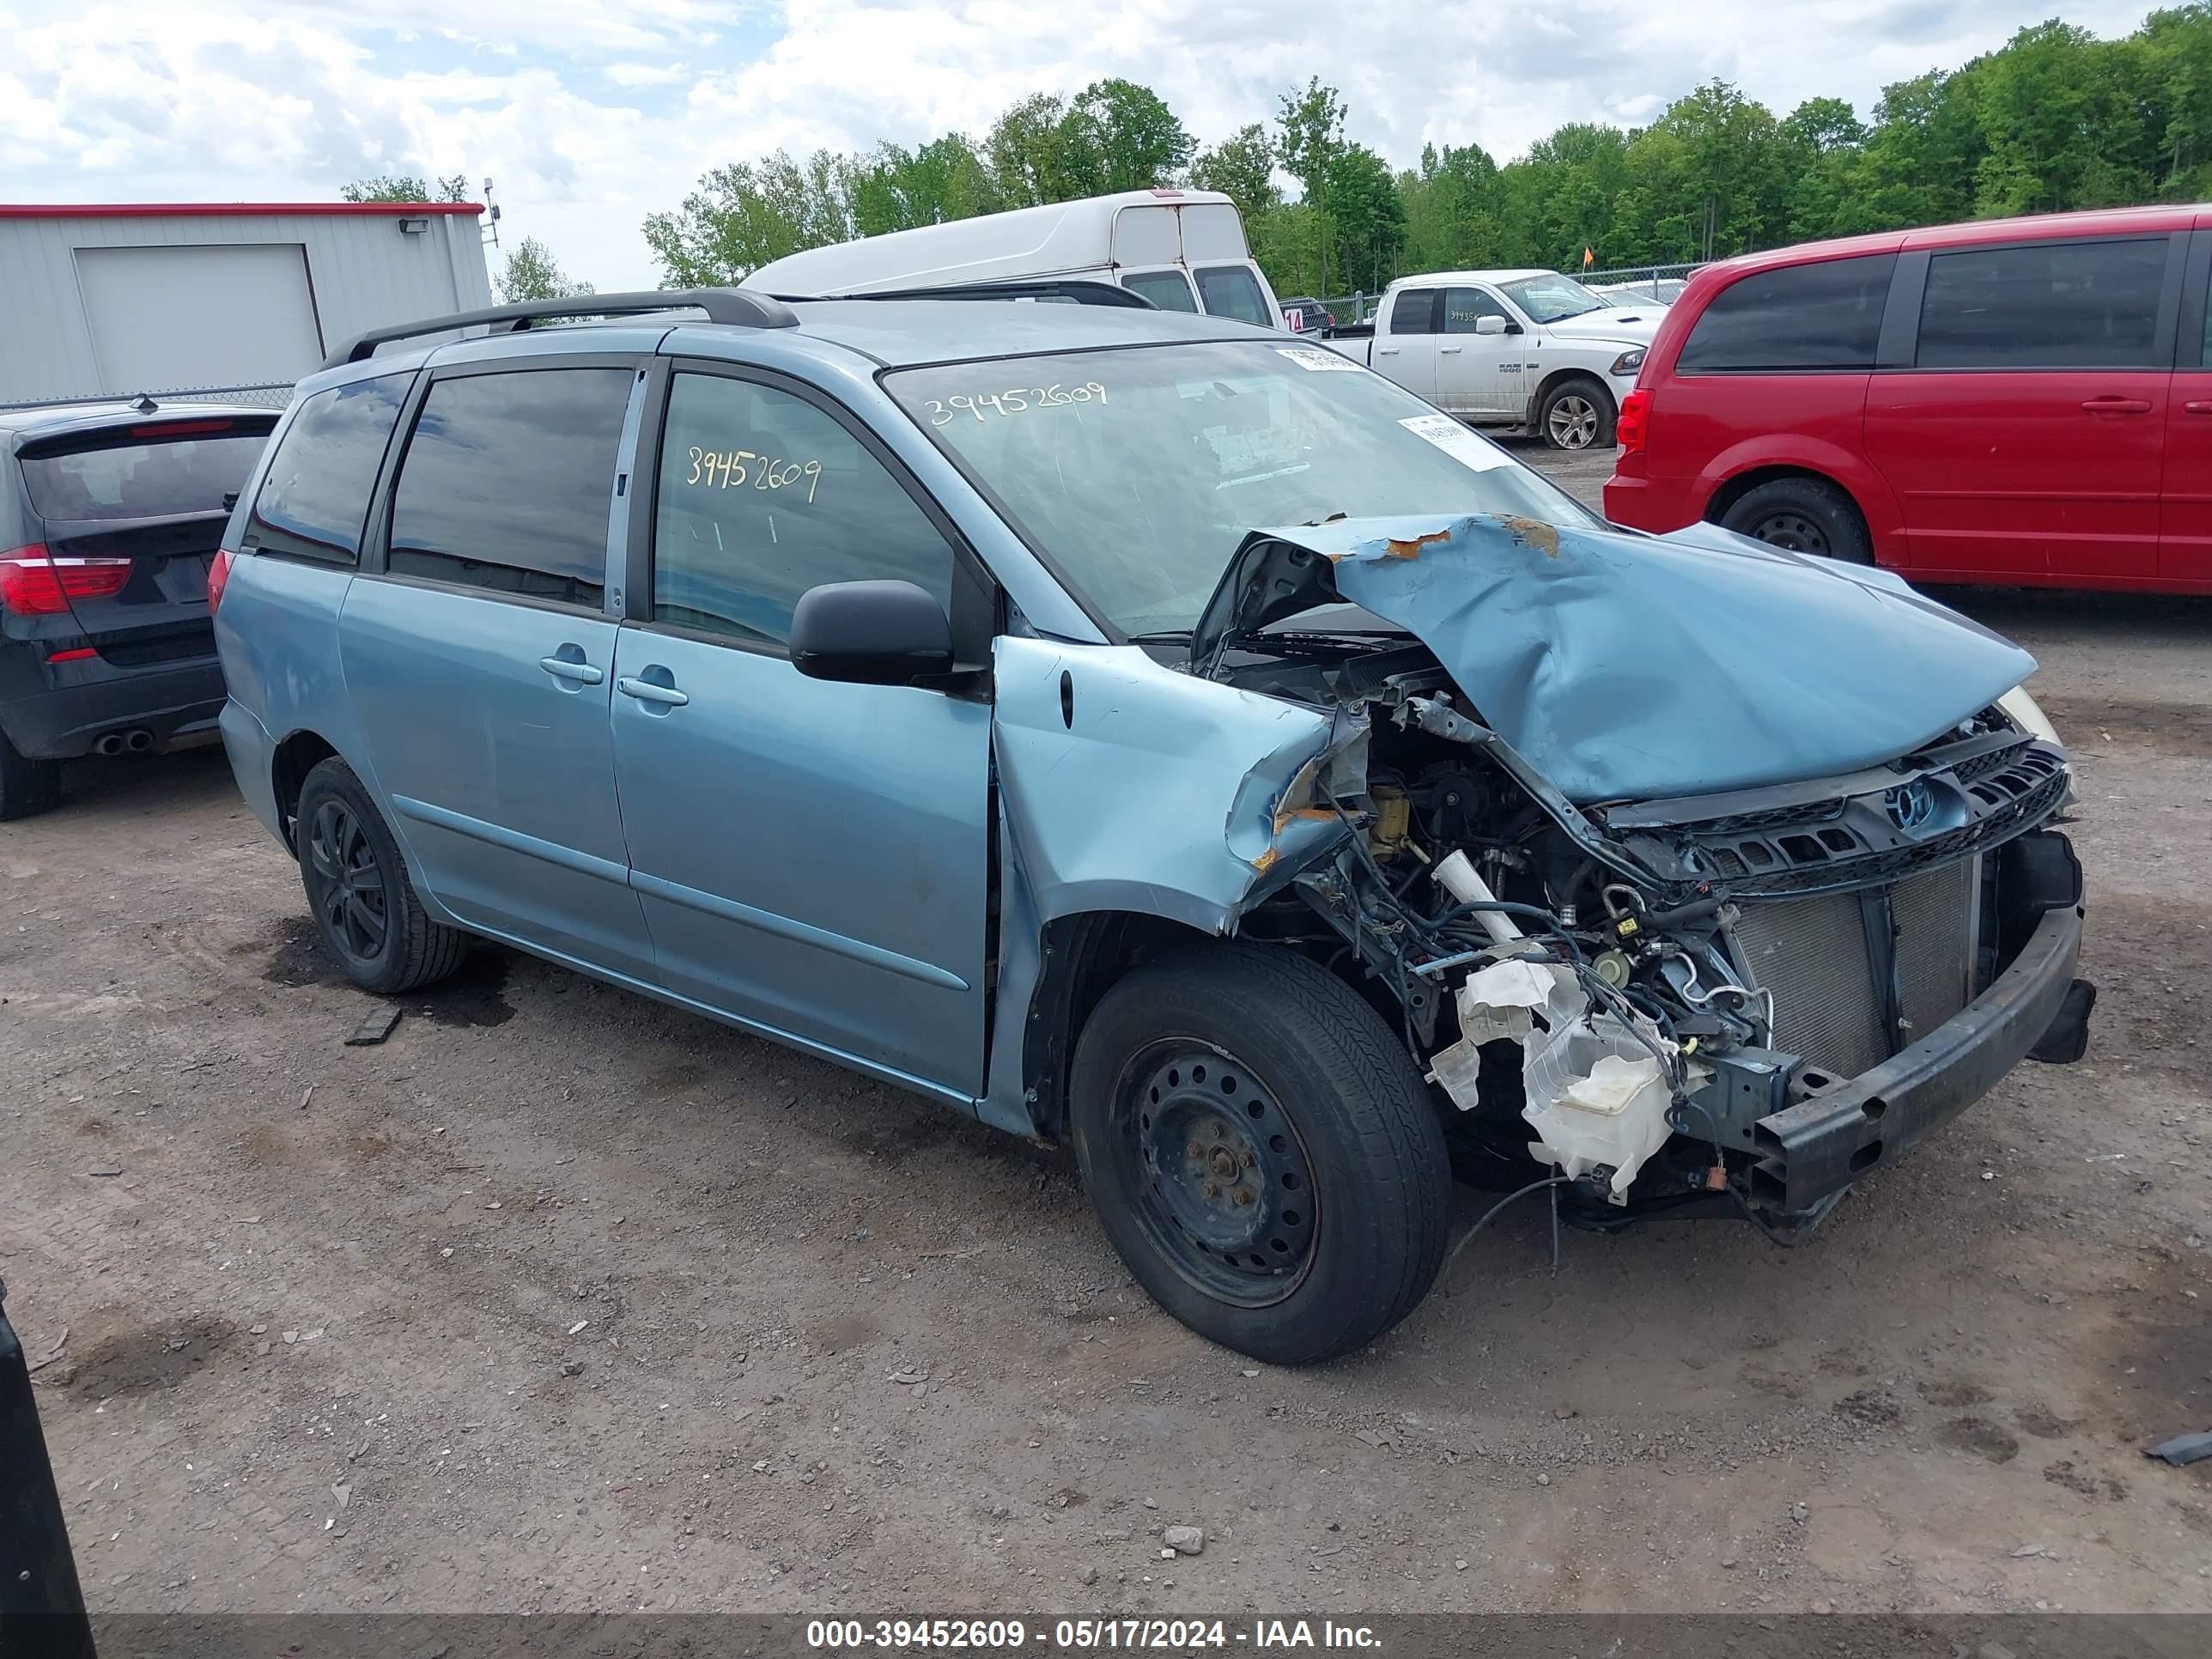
925,382,1108,426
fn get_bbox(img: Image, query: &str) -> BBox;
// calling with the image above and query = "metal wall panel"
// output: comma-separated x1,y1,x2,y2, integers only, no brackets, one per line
0,210,492,404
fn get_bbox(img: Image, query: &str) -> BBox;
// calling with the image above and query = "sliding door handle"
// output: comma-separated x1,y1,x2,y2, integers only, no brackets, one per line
617,676,689,708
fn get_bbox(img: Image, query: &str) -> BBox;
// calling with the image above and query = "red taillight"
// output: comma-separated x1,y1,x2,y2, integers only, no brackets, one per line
207,548,234,615
131,418,233,437
1616,388,1650,455
0,546,132,617
46,647,98,664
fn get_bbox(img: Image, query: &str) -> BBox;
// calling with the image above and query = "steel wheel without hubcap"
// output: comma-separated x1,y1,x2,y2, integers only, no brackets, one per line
1546,393,1601,450
1112,1041,1318,1308
306,799,389,966
1747,510,1830,555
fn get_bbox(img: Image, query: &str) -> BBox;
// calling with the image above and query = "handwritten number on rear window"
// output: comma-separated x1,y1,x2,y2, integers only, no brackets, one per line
684,447,823,503
924,382,1108,425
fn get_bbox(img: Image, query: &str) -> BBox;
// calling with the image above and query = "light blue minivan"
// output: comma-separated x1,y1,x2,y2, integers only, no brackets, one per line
214,289,2091,1363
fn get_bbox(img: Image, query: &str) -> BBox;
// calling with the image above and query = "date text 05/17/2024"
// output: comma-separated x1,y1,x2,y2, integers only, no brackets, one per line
805,1619,1384,1650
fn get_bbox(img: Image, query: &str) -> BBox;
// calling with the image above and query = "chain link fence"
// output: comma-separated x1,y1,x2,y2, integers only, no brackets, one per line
0,382,295,414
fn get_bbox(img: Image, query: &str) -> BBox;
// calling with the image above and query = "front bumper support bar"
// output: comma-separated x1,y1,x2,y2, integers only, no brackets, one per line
1748,904,2086,1216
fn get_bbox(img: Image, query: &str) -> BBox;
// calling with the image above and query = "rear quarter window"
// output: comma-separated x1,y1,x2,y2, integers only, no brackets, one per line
1676,253,1898,372
244,374,413,566
21,424,270,523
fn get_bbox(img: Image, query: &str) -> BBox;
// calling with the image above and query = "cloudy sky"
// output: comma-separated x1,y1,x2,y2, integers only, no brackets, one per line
0,2,2152,291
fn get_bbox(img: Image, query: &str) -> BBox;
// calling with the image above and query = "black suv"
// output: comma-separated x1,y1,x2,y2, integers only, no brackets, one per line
1279,295,1336,333
0,400,275,818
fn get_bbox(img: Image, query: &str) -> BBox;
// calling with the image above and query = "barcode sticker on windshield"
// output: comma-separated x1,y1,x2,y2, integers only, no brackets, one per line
1398,414,1509,471
1275,346,1362,372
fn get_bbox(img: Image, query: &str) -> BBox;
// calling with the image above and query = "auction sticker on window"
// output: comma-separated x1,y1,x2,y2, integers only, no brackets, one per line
1274,345,1362,372
1398,413,1509,471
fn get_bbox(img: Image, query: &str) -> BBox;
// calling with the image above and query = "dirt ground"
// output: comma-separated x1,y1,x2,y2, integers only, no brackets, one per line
3,447,2207,1617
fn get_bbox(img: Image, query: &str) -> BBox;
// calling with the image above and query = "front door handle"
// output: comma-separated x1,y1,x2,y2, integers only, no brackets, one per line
617,675,689,708
1376,346,1399,356
539,655,604,685
2080,396,2153,415
1439,345,1463,355
2185,400,2212,415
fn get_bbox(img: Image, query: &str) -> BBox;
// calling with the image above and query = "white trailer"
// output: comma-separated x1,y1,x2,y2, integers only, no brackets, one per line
0,202,493,404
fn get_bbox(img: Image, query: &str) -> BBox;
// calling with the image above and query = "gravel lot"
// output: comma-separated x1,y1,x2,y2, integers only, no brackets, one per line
3,444,2207,1616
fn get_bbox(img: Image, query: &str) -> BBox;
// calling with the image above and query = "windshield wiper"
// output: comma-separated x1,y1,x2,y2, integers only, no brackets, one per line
1124,629,1194,645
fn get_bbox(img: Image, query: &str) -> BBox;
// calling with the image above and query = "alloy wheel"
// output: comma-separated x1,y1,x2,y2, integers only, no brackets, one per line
307,799,389,964
1547,394,1601,450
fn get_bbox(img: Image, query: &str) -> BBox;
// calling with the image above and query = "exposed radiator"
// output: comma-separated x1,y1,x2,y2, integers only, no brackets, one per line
1733,858,1980,1078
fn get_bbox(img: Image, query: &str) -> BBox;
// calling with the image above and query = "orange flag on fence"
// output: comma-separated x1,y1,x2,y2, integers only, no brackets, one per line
1582,246,1595,270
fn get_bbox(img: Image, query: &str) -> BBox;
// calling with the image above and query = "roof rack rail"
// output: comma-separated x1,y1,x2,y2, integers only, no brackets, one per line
321,288,799,370
774,278,1157,310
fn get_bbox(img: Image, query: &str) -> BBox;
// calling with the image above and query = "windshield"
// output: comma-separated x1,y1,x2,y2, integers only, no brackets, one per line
1499,273,1608,324
887,340,1600,636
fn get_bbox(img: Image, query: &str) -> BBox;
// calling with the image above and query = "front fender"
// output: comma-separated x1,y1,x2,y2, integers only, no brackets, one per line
990,637,1354,935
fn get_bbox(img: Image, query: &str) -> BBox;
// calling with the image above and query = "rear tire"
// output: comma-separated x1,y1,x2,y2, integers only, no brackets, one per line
0,731,63,822
1719,476,1873,564
1068,944,1452,1366
295,757,468,995
1537,375,1615,451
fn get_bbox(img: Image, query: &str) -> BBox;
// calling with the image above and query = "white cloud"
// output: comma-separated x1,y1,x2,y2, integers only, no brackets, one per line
0,0,2158,292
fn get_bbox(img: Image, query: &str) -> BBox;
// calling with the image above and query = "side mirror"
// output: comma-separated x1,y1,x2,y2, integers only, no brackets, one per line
1472,315,1507,337
789,579,953,686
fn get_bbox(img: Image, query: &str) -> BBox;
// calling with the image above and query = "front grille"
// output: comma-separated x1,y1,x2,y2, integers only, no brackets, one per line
1734,860,1980,1078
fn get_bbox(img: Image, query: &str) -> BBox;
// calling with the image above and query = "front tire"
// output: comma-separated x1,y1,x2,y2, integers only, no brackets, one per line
295,757,468,994
1069,945,1452,1365
1719,476,1873,563
1537,375,1615,451
0,731,63,822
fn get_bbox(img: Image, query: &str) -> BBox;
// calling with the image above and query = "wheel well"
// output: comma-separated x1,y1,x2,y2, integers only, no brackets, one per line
1534,366,1611,411
1018,912,1221,1141
270,731,338,854
1705,465,1865,532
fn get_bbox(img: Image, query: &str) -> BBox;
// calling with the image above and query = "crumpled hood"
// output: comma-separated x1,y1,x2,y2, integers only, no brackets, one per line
1194,513,2038,804
1541,305,1665,343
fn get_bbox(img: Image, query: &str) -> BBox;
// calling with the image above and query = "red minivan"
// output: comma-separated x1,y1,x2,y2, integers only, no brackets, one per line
1605,204,2212,591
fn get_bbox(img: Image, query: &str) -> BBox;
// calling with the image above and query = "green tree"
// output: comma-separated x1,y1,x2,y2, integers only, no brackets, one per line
1275,78,1350,290
1325,145,1407,291
341,173,470,204
1779,95,1869,239
1066,78,1194,193
986,94,1091,208
1967,21,2153,215
641,151,850,285
1188,124,1280,220
1399,142,1501,272
497,236,593,302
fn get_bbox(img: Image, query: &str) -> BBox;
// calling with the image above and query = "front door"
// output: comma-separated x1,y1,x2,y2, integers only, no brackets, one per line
1863,234,2178,581
2161,228,2212,586
338,362,658,983
1437,286,1518,416
610,366,993,1101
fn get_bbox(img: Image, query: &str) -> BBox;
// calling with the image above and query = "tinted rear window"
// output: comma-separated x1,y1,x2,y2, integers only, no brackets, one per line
1122,270,1199,313
386,368,631,606
1917,237,2168,368
1676,253,1897,372
1389,288,1437,335
245,374,412,566
21,428,269,523
1194,265,1273,326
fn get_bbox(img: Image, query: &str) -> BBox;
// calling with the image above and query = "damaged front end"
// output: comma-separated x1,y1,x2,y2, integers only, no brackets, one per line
1153,512,2091,1237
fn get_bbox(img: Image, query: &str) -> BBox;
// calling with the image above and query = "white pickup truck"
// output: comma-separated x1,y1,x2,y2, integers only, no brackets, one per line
1327,270,1666,451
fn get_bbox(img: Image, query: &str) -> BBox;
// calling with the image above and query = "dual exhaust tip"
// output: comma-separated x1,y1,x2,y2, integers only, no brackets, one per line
93,728,155,757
